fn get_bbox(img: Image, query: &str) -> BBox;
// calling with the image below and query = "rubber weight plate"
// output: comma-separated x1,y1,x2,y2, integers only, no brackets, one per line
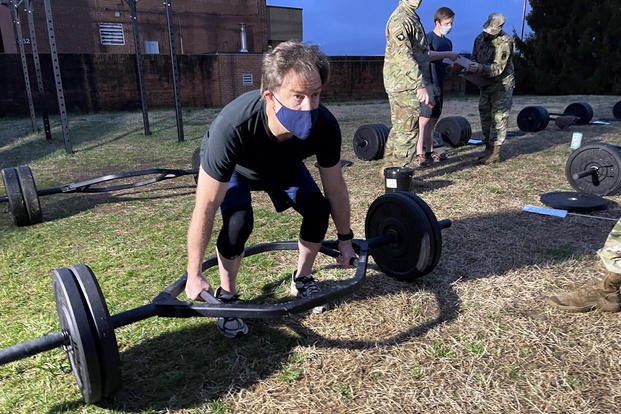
16,165,42,225
52,267,103,404
365,191,434,282
613,100,621,120
540,191,608,212
70,264,121,398
434,116,471,147
564,102,593,125
191,147,201,184
403,192,442,274
1,167,29,226
353,124,389,160
517,106,549,132
565,143,621,196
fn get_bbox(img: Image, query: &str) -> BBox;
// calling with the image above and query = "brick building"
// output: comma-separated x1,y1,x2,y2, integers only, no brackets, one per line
0,0,300,55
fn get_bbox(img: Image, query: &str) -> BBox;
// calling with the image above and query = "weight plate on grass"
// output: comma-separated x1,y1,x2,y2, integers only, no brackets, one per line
564,102,593,125
517,106,549,132
539,191,608,212
365,191,433,282
1,167,29,226
70,264,121,398
353,124,389,160
404,192,442,274
16,165,42,225
191,147,201,184
52,267,103,404
613,101,621,120
434,116,471,147
565,143,621,196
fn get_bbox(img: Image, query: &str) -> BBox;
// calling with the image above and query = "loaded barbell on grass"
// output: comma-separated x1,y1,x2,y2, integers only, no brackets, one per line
0,191,450,404
352,116,472,161
1,153,199,226
565,142,621,196
517,102,594,132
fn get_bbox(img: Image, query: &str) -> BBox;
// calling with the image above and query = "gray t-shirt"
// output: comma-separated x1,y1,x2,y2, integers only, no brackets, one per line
201,90,341,184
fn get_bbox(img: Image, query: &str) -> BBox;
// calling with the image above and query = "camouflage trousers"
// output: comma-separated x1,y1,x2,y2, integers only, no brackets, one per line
479,84,513,147
598,217,621,274
385,90,421,167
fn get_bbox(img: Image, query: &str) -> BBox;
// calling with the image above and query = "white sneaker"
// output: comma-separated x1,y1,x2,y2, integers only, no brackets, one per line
291,272,330,314
214,288,249,338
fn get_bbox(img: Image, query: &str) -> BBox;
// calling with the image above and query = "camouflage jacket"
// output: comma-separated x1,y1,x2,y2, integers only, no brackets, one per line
383,2,430,93
472,31,515,87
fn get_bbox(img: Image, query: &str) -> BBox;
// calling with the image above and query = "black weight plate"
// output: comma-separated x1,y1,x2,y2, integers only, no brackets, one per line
365,191,433,282
353,124,389,160
613,100,621,120
517,106,549,132
1,167,29,226
565,143,621,196
191,147,201,184
434,116,471,147
16,165,42,225
52,267,103,404
70,264,121,398
540,191,608,212
403,192,442,274
564,102,593,125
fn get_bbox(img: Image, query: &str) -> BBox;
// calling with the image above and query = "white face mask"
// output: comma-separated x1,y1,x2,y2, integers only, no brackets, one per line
439,25,452,35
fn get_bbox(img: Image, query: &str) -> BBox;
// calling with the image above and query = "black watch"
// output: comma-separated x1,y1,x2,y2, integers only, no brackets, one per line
337,229,354,241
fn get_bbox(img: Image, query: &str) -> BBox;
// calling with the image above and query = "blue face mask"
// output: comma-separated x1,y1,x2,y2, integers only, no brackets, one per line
272,93,319,140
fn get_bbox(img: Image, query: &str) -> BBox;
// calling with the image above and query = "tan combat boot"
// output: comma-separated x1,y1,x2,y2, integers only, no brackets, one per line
546,271,621,313
479,145,502,165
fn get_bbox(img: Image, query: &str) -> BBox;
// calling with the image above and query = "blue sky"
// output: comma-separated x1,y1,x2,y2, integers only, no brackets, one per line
267,0,531,55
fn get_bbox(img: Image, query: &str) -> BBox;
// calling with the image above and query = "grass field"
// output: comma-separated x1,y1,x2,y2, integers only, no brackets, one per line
1,94,621,413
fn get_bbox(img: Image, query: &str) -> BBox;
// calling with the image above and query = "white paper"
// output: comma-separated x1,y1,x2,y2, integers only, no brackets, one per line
442,56,475,68
468,139,483,145
522,205,568,218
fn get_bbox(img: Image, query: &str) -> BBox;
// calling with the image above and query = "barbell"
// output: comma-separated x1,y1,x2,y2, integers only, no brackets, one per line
0,191,451,403
352,116,472,161
517,102,593,132
1,158,199,227
565,142,621,196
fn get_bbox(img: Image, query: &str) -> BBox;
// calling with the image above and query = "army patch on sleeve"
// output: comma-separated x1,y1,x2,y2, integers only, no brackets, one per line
396,33,405,41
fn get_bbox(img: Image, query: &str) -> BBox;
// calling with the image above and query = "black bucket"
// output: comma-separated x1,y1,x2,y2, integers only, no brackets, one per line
384,167,414,193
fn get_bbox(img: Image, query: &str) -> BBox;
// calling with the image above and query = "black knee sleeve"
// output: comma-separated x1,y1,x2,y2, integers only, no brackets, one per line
216,207,254,259
296,193,331,243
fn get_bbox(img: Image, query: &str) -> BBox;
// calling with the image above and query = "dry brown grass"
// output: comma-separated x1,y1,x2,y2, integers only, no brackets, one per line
225,95,621,414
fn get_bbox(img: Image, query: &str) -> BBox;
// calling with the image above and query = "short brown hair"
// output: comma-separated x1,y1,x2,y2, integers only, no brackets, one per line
261,41,330,93
434,7,455,23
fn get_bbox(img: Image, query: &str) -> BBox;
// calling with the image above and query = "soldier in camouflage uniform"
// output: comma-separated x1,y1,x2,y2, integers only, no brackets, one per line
468,13,515,165
382,0,431,173
547,218,621,312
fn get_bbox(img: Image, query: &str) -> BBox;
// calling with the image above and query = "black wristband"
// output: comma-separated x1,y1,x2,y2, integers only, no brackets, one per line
337,229,354,241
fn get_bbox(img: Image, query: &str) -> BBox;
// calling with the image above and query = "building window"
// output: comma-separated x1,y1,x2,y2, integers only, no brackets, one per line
242,73,253,86
144,41,160,54
99,23,125,46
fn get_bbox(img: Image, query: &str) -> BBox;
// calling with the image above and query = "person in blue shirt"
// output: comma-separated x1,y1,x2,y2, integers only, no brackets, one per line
416,7,459,167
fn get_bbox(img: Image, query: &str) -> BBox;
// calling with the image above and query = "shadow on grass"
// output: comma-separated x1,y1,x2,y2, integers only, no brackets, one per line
40,200,615,412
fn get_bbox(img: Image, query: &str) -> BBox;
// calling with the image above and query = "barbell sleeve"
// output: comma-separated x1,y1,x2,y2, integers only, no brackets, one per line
572,167,598,180
0,331,66,365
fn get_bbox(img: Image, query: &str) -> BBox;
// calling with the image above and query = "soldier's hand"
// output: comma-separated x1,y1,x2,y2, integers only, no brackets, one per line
416,87,429,105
